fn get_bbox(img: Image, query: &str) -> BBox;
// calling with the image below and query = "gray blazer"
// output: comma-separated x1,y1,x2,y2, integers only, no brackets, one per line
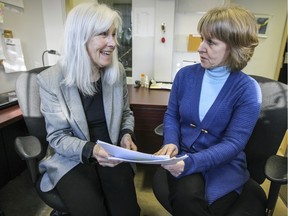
37,63,134,192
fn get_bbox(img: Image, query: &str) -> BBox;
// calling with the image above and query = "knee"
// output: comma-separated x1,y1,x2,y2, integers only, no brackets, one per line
171,188,205,205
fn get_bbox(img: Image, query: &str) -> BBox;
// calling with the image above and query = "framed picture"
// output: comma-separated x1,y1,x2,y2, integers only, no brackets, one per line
255,14,271,38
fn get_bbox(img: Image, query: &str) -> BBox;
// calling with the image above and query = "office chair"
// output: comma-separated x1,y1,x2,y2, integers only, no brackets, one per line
152,75,287,216
14,67,70,216
0,210,5,216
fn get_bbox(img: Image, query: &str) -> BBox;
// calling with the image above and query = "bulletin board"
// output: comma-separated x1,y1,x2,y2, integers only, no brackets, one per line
187,34,201,52
0,0,24,8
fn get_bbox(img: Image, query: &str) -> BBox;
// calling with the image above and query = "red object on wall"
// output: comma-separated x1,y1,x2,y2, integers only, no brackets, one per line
161,37,165,43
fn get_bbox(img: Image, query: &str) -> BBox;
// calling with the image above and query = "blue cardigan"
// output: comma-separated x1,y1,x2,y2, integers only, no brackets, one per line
163,64,262,204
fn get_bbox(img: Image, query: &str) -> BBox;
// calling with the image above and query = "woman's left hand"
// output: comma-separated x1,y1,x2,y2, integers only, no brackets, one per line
120,133,138,151
154,143,178,157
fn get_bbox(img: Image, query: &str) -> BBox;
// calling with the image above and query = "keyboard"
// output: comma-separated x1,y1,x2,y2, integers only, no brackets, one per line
0,91,18,110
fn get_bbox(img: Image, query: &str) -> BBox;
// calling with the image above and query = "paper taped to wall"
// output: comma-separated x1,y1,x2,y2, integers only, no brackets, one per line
2,38,26,73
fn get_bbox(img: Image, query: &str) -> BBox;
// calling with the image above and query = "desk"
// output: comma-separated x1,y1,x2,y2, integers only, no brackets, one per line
0,104,27,188
128,85,170,153
0,105,23,129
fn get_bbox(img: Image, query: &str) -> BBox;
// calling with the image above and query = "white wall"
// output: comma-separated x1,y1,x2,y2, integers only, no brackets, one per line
132,0,225,83
132,0,155,82
0,0,46,93
0,0,65,94
231,0,287,79
153,0,175,82
132,0,287,82
41,0,65,66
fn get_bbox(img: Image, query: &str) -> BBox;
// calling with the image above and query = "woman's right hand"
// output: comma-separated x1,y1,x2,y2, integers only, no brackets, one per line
154,144,178,157
92,144,121,167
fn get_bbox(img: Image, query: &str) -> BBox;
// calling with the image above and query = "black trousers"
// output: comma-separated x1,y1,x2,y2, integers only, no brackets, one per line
167,172,239,216
55,162,140,216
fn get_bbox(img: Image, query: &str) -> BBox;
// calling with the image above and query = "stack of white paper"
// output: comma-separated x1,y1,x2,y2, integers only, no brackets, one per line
97,140,187,165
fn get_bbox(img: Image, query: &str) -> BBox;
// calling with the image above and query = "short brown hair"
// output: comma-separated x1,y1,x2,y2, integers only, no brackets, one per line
198,5,259,71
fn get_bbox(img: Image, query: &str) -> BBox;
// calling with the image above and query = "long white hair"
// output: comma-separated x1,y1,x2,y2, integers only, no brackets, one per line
60,2,122,95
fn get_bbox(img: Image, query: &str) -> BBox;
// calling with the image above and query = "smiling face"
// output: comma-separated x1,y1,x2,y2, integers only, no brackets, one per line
197,36,230,69
87,24,117,69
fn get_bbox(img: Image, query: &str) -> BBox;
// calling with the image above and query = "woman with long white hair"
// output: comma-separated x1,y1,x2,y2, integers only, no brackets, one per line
37,3,140,215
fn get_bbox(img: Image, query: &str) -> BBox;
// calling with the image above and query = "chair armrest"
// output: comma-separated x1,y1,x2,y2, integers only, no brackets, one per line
154,123,164,136
14,136,42,184
14,136,42,160
264,155,287,215
265,155,287,184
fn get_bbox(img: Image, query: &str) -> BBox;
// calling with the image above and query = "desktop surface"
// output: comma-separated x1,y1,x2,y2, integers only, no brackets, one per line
128,85,170,107
0,104,22,129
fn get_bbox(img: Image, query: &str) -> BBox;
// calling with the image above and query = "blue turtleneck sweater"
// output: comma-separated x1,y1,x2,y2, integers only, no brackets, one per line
199,66,230,121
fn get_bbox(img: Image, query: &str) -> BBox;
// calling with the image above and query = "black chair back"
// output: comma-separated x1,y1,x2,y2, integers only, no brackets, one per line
245,75,287,184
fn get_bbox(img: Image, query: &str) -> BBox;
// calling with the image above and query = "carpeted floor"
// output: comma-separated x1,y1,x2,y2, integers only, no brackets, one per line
0,164,170,216
0,164,286,216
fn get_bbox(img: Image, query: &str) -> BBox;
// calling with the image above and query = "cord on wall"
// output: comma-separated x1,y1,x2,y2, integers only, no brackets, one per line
42,50,60,66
